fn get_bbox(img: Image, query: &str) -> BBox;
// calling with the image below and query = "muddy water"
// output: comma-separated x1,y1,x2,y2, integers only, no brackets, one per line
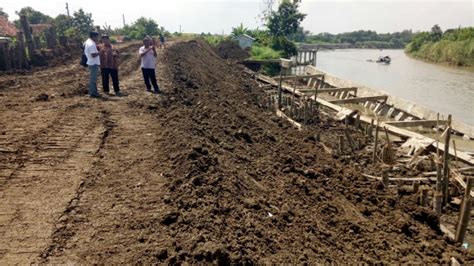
316,49,474,125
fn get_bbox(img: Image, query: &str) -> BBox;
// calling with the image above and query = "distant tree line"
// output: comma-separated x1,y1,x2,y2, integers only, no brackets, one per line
405,25,474,66
289,28,415,49
5,6,169,43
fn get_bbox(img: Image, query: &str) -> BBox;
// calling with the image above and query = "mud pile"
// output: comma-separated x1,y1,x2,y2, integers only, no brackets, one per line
140,40,467,263
215,40,249,60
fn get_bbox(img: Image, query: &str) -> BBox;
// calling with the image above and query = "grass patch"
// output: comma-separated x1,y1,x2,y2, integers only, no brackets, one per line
250,45,281,60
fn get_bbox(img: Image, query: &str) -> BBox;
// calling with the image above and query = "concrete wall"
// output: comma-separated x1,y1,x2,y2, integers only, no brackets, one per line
305,65,474,138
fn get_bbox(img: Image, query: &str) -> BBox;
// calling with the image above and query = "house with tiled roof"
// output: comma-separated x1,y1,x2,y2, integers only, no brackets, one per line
0,16,17,37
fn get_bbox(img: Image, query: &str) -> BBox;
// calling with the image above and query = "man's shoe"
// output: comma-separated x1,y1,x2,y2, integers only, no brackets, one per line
115,91,122,97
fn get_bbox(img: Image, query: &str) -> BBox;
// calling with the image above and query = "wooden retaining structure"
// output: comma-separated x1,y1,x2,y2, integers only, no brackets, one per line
250,63,474,244
252,69,474,166
0,15,75,71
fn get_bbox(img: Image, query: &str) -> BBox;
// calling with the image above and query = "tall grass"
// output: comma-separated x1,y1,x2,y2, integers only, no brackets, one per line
202,35,227,47
250,45,281,60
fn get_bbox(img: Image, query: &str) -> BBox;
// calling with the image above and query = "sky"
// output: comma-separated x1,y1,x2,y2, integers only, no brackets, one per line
1,0,473,34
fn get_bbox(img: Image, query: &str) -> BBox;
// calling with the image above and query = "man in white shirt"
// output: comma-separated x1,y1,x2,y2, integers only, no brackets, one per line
139,37,161,93
84,32,101,97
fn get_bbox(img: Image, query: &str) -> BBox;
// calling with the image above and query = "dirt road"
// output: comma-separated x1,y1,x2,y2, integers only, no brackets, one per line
0,40,470,263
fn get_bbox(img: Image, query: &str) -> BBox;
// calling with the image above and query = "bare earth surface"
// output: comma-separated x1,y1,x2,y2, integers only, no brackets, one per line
0,40,471,264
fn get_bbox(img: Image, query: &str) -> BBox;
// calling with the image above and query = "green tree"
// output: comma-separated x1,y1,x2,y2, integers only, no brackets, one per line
15,7,52,24
430,24,443,42
133,17,159,38
231,23,251,37
54,14,71,36
0,8,8,19
115,17,166,40
71,9,94,38
266,1,306,37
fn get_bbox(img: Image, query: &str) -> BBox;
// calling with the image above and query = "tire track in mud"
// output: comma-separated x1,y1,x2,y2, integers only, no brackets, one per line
35,44,171,263
0,42,146,264
0,107,108,264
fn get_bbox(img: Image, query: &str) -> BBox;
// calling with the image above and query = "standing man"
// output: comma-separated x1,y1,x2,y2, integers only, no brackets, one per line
84,32,101,97
159,33,166,49
99,35,121,96
139,37,161,93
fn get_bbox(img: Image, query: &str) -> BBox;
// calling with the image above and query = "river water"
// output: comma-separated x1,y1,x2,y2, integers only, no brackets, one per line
315,49,474,125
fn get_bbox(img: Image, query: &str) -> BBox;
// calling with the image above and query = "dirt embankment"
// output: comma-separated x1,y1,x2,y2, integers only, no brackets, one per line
119,40,468,263
0,39,470,264
215,40,250,61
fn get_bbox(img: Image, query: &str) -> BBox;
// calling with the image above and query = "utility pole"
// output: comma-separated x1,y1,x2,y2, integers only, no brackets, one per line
122,14,126,27
179,25,182,34
65,3,70,18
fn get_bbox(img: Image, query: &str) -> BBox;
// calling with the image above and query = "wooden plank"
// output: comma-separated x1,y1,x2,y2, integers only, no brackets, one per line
276,110,302,131
330,95,388,104
362,174,437,183
452,171,474,198
275,74,324,81
241,59,280,64
385,120,448,128
299,87,357,94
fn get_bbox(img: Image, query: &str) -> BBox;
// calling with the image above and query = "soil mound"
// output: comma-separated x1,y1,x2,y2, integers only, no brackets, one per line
215,40,249,60
139,40,467,264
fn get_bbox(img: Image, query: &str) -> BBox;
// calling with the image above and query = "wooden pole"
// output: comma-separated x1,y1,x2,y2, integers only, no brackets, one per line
433,193,443,215
3,42,11,71
33,36,41,50
452,140,459,168
338,135,344,155
16,31,28,69
278,67,283,109
344,128,356,151
355,114,361,129
315,76,323,114
382,171,389,187
20,15,35,60
420,188,429,206
373,120,380,164
455,177,474,243
442,115,452,205
369,118,374,136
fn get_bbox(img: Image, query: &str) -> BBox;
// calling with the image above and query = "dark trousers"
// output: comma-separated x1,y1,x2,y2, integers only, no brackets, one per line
141,68,160,92
101,68,120,93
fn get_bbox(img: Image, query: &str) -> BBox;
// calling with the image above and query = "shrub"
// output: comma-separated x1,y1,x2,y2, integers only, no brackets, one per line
271,36,297,58
250,45,281,60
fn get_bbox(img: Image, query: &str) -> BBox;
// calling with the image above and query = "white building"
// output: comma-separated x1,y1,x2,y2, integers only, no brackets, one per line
232,34,255,49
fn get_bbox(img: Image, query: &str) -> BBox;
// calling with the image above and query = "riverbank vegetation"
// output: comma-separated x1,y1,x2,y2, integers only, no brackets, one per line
405,25,474,67
290,29,414,49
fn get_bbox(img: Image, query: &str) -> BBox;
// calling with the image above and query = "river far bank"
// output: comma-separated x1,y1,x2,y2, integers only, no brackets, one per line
404,26,474,67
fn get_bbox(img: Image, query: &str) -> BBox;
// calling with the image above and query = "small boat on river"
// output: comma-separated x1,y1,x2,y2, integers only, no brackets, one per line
376,56,391,64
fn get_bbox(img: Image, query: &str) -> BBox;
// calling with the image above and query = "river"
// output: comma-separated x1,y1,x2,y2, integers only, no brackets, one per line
315,49,474,125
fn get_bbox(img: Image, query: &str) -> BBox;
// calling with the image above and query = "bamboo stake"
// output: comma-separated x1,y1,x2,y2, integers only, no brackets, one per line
344,128,356,151
373,120,380,164
338,135,344,155
278,67,283,109
443,115,452,206
455,177,474,243
452,140,459,169
382,171,389,187
420,188,429,206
